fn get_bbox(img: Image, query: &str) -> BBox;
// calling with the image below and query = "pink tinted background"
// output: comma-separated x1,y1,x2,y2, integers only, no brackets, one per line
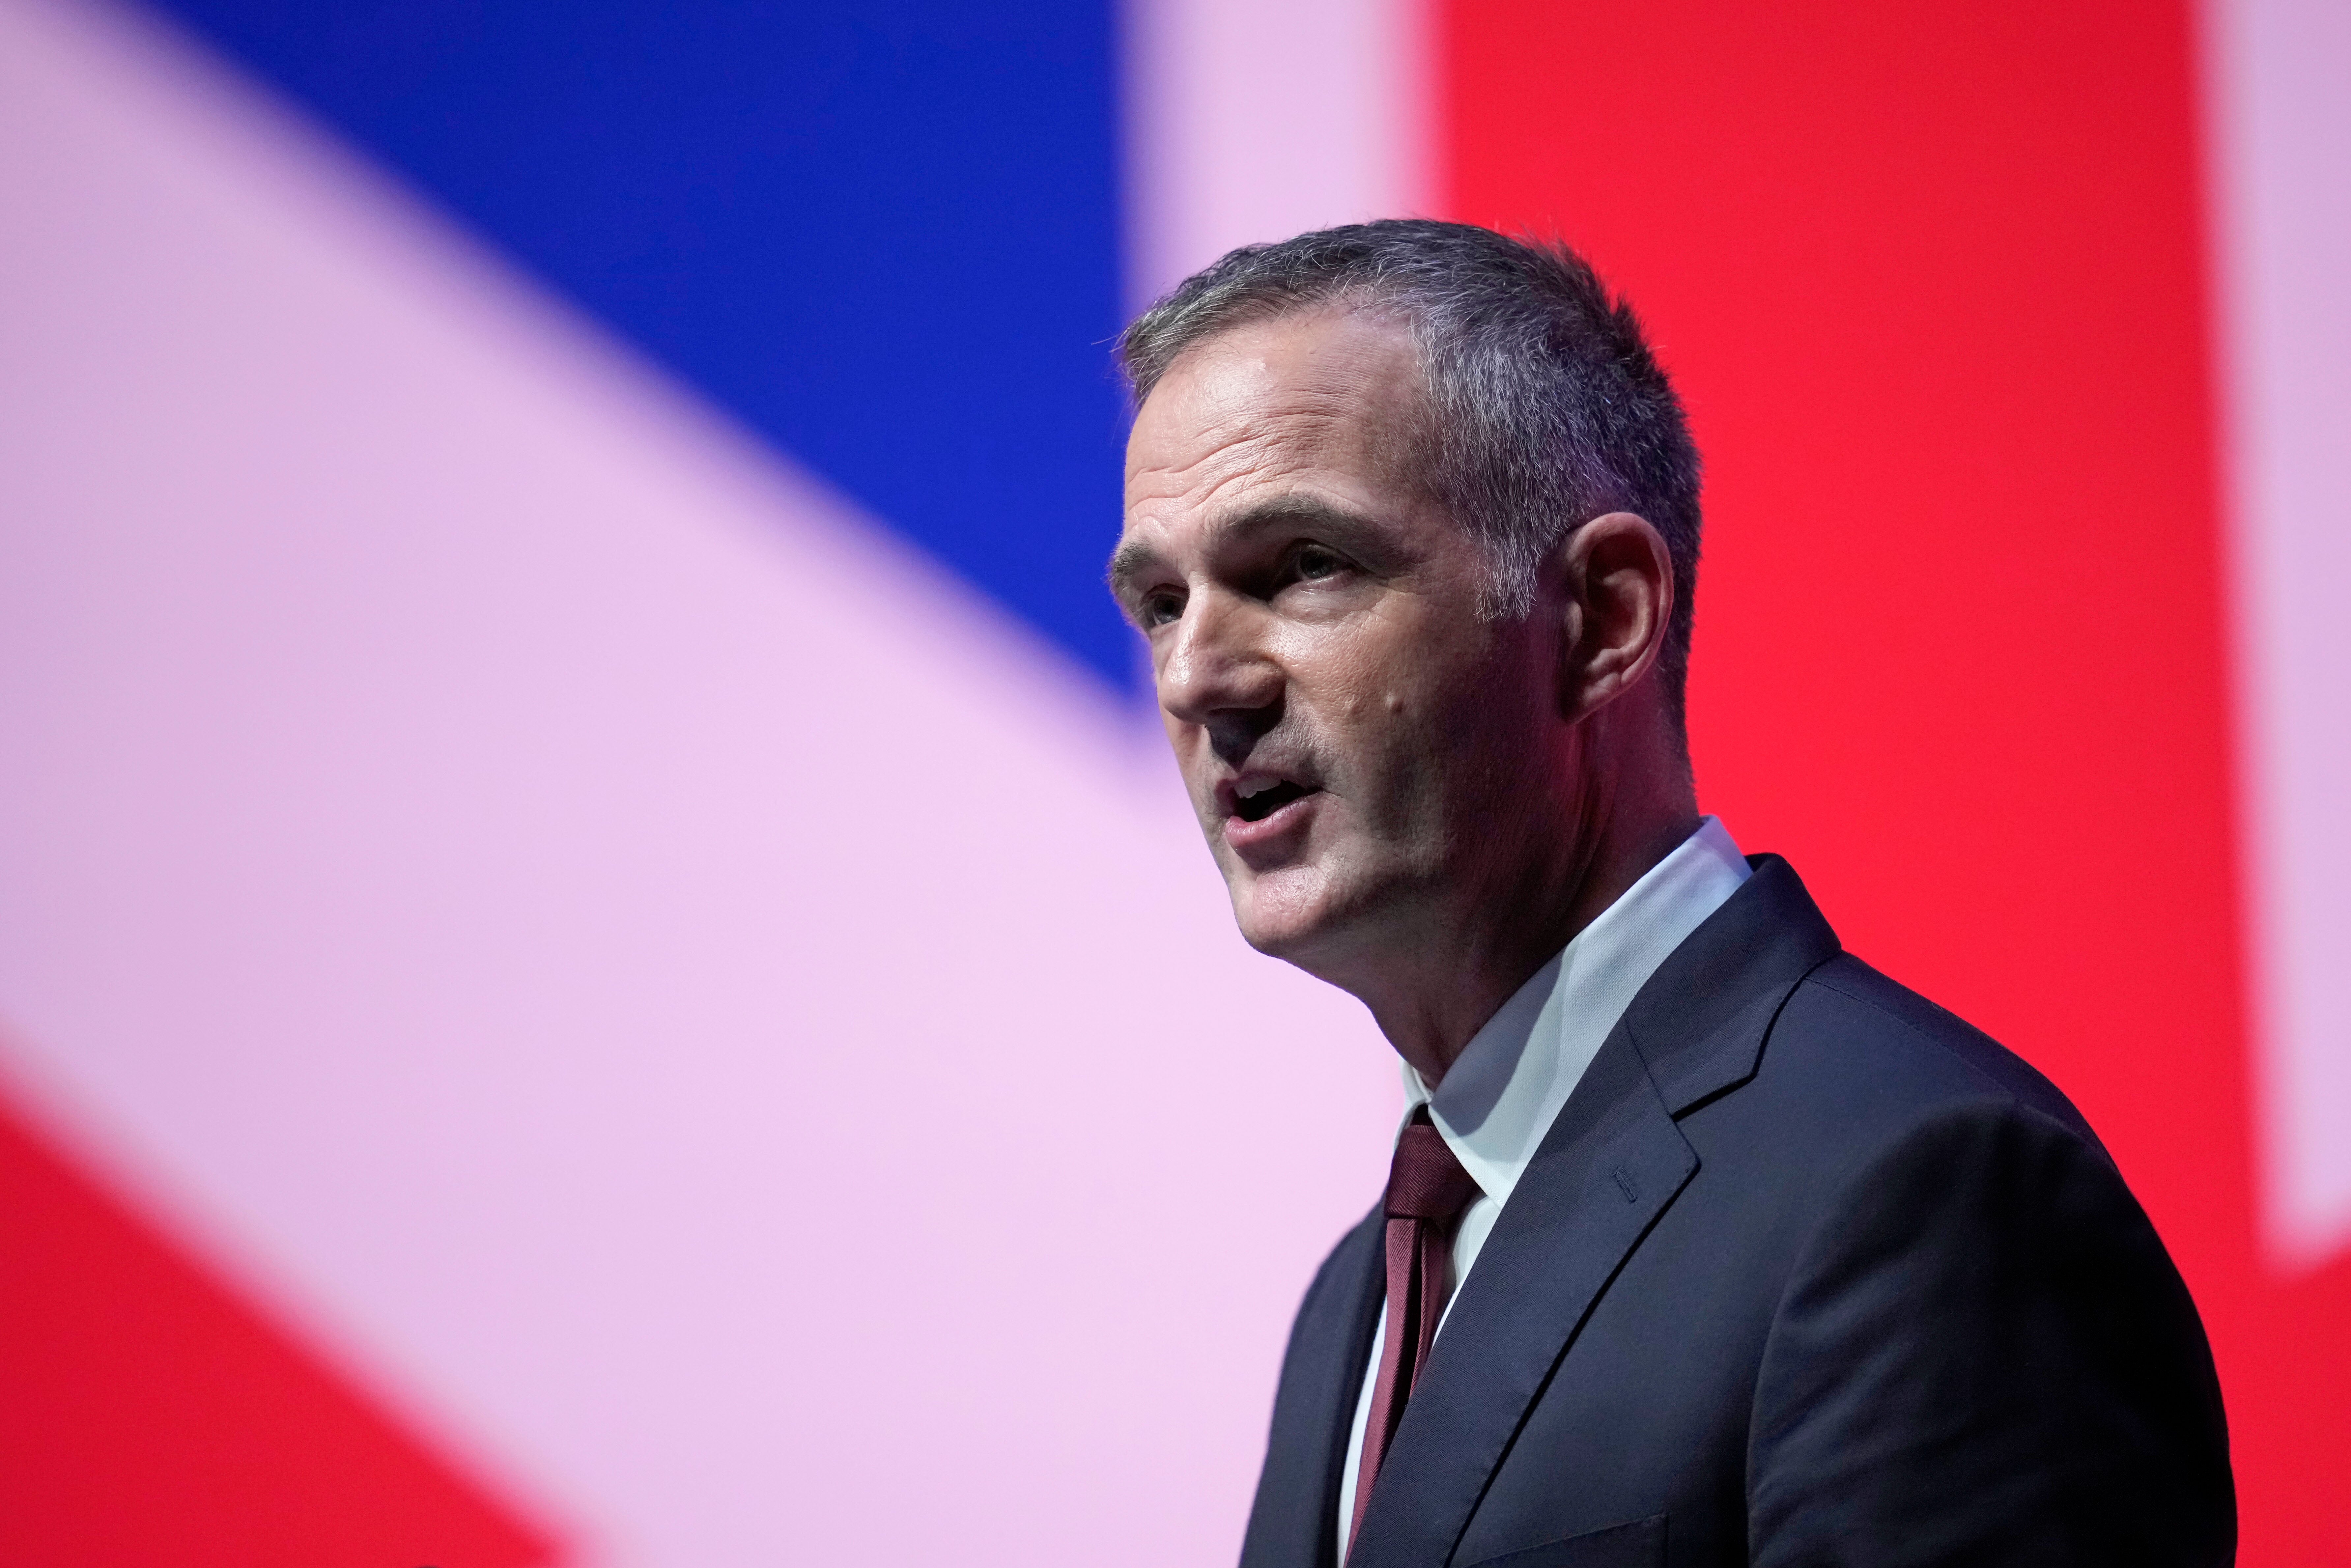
0,0,1400,1561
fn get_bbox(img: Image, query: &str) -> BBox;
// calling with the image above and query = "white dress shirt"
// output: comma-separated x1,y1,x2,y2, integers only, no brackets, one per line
1333,817,1752,1561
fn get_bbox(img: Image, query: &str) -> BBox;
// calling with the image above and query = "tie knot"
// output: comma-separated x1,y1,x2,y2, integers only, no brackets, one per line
1384,1111,1482,1223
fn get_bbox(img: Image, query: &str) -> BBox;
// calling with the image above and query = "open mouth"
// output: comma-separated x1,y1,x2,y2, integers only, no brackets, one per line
1233,779,1317,823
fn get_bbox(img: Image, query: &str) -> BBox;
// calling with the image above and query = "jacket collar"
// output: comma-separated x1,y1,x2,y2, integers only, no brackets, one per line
1625,855,1841,1116
1346,855,1840,1567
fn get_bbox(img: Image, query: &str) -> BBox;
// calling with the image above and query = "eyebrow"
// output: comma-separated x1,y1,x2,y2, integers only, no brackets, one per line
1105,536,1162,598
1106,494,1393,600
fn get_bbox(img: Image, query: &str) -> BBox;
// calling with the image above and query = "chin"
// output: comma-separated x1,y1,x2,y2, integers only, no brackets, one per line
1227,866,1362,968
1233,908,1314,961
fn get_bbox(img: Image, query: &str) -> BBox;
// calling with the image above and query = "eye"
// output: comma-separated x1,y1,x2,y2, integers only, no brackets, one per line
1138,588,1184,628
1294,544,1345,581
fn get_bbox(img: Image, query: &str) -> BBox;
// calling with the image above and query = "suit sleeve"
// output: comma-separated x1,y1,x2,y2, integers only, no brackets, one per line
1746,1100,2234,1568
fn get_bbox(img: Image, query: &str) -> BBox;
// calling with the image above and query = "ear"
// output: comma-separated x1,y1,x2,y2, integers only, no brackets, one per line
1556,511,1675,721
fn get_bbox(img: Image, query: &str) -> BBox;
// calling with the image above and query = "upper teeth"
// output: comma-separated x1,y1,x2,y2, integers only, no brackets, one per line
1236,777,1286,800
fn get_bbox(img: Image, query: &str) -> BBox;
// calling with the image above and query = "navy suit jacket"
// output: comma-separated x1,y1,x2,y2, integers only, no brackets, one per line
1239,857,2233,1568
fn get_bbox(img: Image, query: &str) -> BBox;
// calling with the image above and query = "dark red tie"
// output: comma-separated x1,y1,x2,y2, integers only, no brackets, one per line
1348,1107,1483,1555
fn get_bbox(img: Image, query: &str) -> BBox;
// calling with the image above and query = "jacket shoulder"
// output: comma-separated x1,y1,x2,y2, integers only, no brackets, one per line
1756,952,2106,1156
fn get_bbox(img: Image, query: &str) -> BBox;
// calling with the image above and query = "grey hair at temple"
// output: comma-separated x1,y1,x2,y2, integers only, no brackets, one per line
1116,219,1704,729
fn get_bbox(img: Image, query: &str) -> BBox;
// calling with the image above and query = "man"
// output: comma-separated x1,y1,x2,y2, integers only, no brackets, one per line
1107,221,2233,1568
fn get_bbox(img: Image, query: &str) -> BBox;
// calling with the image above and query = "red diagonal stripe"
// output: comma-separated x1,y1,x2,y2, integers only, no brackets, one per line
0,1086,557,1567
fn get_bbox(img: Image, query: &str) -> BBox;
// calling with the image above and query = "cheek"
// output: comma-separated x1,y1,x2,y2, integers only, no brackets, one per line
1279,602,1524,818
1280,618,1429,731
1350,652,1539,827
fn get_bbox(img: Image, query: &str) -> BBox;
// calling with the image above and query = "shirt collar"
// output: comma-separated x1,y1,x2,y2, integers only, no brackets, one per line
1398,817,1752,1209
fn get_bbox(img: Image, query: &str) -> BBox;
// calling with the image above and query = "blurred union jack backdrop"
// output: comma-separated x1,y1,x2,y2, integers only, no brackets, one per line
0,0,2344,1562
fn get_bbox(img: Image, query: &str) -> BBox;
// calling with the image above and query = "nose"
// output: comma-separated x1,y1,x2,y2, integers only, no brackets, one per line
1156,588,1283,730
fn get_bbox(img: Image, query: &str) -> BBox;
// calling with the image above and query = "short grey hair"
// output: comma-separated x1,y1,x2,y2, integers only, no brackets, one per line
1117,219,1703,724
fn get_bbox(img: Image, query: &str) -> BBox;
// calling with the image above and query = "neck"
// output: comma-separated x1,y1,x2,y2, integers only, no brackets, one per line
1346,719,1698,1086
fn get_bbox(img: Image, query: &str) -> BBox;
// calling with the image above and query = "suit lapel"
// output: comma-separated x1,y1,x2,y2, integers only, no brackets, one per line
1241,1208,1385,1568
1345,1021,1695,1568
1345,856,1842,1567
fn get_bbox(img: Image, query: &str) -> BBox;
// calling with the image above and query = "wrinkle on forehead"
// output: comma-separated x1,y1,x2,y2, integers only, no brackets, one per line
1123,308,1428,521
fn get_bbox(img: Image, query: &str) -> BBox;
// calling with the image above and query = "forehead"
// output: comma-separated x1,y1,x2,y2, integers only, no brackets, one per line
1122,308,1425,525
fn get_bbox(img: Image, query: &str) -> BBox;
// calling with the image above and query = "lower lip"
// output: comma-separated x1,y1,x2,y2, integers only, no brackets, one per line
1224,791,1321,853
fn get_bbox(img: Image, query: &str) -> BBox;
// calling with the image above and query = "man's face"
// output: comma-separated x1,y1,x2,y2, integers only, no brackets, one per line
1112,309,1568,977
